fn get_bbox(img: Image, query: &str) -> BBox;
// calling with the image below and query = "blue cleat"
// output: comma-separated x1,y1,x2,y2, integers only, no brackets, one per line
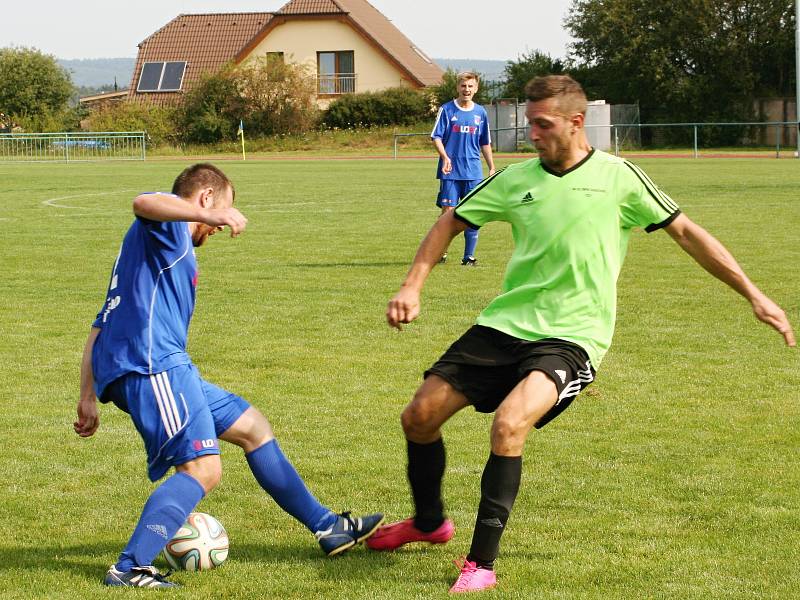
103,564,179,588
315,511,385,556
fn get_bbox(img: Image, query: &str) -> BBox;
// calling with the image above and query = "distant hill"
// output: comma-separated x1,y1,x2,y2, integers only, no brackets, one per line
433,58,508,81
59,56,509,90
58,58,136,88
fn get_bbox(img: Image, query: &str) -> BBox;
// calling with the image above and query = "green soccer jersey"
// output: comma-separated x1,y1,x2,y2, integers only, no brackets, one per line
454,149,680,368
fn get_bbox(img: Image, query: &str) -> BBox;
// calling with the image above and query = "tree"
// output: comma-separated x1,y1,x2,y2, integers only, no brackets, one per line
564,0,795,126
177,66,242,144
0,47,73,124
235,56,318,136
501,51,565,100
177,58,318,143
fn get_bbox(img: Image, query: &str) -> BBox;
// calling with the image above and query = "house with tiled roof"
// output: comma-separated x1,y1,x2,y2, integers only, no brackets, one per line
128,0,443,107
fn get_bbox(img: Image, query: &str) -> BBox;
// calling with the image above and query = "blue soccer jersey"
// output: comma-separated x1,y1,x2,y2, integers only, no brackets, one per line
92,195,197,398
431,100,491,181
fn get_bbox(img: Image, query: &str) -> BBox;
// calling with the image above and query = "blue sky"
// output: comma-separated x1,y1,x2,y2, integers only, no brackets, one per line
0,0,575,61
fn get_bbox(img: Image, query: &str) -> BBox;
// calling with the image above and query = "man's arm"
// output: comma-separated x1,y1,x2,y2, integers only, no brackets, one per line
481,143,496,176
387,211,468,329
665,213,795,346
75,327,101,437
432,138,452,175
132,193,247,236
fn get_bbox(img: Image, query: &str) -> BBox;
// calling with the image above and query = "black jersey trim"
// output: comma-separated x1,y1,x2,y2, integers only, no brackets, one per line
540,148,595,177
627,161,679,212
623,161,680,214
454,212,480,229
452,167,507,229
456,167,506,208
644,209,682,233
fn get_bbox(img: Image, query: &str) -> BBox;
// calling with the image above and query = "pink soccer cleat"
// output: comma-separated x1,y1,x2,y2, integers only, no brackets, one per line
449,558,497,593
365,517,455,551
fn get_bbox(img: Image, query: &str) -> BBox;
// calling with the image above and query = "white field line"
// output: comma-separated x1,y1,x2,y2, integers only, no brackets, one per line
42,189,138,209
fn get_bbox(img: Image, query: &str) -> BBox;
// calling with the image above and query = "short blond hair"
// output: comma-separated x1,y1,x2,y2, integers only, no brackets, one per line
457,71,479,85
524,75,587,116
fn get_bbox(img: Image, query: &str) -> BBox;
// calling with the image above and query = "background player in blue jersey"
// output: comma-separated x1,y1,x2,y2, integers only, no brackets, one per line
75,164,383,588
431,71,495,266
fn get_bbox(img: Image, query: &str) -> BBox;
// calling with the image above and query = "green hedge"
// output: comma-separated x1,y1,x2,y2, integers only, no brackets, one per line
322,87,434,128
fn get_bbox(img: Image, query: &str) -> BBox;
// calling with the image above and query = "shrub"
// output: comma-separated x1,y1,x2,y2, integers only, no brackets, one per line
236,56,319,136
322,87,433,128
83,101,178,145
177,58,318,144
175,67,241,144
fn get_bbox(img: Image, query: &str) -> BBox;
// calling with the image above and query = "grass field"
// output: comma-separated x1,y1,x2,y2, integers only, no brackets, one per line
1,156,799,599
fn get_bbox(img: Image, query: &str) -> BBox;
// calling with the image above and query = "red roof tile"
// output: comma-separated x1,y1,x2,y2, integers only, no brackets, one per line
129,12,274,105
332,0,443,86
130,0,443,105
277,0,342,14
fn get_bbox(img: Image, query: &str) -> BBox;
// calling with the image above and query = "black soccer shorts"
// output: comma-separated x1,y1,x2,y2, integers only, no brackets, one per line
425,325,595,428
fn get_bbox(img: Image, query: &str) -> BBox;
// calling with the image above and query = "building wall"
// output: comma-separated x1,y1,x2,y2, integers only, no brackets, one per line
246,18,413,100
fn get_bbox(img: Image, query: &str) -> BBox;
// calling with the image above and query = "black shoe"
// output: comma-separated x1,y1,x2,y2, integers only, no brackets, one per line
438,253,448,264
315,511,385,556
461,256,478,266
103,565,179,588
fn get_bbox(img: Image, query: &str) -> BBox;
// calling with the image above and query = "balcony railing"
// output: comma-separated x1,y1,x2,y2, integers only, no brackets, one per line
317,73,356,95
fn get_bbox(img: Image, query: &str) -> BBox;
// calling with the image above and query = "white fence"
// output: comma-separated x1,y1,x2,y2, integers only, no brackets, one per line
0,132,146,163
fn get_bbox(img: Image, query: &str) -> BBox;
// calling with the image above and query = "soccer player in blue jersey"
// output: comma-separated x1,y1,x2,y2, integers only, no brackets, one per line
75,164,383,588
431,71,495,266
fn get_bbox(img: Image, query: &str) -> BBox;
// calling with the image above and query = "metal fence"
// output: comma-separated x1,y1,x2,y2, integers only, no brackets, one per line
0,132,146,163
393,121,800,158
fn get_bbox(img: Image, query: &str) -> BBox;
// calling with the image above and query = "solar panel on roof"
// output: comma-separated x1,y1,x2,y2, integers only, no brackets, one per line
161,62,187,91
137,61,187,92
137,62,163,92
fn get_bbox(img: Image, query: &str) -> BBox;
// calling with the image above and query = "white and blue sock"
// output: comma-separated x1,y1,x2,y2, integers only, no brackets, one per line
464,227,479,259
116,471,205,572
246,439,336,533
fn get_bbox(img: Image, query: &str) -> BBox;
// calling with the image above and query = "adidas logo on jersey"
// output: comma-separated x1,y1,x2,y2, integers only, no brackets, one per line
521,192,535,203
451,115,459,121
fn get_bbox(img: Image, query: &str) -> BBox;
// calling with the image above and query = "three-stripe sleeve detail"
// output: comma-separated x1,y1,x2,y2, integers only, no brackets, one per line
623,161,679,214
457,167,507,207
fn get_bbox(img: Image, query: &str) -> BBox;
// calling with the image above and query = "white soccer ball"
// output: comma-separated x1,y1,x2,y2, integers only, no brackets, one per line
163,512,229,571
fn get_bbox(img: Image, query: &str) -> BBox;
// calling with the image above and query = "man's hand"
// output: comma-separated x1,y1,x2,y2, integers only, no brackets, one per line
204,207,248,237
751,294,796,347
387,287,422,330
74,397,100,437
441,156,453,175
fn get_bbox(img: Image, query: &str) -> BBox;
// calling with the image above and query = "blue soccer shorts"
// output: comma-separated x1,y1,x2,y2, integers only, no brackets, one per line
436,179,482,208
102,363,251,481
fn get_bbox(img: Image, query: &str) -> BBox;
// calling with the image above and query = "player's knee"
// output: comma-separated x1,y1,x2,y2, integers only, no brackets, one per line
179,456,222,493
197,463,222,492
401,401,436,438
490,417,527,454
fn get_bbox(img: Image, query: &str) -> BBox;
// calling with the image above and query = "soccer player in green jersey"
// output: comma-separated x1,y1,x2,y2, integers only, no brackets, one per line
368,75,796,593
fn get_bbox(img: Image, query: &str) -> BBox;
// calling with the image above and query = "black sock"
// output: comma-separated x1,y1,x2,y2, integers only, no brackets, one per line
407,438,446,532
467,452,522,569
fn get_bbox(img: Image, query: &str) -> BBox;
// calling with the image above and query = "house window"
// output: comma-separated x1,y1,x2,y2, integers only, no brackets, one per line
137,61,187,92
317,51,355,95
